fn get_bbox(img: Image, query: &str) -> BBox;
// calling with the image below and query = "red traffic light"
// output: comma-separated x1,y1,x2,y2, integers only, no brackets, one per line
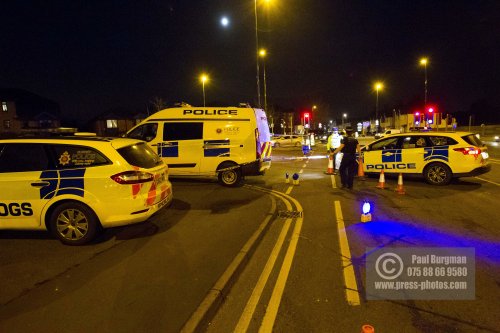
304,112,310,118
414,112,420,116
428,107,434,113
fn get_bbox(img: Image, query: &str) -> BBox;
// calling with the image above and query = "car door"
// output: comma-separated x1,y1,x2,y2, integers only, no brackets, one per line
0,143,52,228
363,136,402,174
400,135,428,173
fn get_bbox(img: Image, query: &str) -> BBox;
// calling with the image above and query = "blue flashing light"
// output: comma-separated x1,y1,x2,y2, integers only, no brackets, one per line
362,201,372,214
292,173,299,180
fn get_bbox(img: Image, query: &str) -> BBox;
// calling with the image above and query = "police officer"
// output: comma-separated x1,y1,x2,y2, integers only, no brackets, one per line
331,127,361,189
326,127,342,174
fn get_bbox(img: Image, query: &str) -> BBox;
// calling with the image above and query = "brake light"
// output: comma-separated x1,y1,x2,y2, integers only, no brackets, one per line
111,171,154,184
453,147,481,156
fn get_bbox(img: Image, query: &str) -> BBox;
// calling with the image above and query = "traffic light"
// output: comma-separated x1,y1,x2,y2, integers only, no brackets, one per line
303,112,310,128
414,111,421,126
426,106,435,124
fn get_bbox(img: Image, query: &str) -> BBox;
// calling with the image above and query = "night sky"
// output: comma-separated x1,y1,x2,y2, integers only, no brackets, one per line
0,1,498,124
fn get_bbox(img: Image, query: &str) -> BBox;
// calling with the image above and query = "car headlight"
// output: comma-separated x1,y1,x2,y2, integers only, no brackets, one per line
495,135,499,140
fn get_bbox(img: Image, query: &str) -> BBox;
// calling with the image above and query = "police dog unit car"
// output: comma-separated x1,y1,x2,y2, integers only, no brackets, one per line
361,131,490,185
126,106,272,186
0,137,173,245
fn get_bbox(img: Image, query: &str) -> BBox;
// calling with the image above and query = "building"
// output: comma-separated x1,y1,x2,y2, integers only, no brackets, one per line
0,88,61,137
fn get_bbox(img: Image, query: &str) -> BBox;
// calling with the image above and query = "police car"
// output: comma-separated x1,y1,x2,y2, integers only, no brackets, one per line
361,131,490,185
0,137,173,245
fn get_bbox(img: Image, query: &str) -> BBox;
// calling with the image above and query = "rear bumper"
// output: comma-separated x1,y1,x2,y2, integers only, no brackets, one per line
241,159,271,176
454,164,491,178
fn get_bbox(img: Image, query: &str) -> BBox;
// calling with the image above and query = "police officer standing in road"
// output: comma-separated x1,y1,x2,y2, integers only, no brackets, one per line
326,127,342,174
331,127,361,189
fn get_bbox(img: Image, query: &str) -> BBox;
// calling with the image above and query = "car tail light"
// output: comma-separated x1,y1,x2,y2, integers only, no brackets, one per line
111,171,154,184
453,147,481,156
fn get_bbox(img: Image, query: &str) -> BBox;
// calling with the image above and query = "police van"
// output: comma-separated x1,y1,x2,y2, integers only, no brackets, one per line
126,106,272,186
361,131,490,185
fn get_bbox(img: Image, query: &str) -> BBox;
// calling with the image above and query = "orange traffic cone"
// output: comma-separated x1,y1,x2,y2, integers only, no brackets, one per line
325,154,334,174
395,173,405,194
357,158,366,180
376,170,386,189
361,324,375,333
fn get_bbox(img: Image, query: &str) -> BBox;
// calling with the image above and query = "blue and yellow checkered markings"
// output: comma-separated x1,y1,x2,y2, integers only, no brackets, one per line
381,149,402,163
204,140,230,157
39,169,86,199
424,146,449,162
158,142,179,157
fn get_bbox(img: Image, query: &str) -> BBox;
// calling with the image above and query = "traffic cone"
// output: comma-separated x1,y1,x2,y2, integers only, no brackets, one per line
361,324,375,333
325,154,334,174
376,170,386,189
395,173,405,194
357,158,366,180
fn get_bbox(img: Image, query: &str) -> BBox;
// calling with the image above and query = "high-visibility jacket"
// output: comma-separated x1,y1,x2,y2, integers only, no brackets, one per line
326,133,342,150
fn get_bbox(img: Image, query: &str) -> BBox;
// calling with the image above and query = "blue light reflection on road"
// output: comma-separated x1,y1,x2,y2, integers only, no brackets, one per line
349,220,500,265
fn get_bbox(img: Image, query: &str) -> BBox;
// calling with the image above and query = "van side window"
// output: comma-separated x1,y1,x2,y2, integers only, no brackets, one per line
164,122,203,141
127,123,158,142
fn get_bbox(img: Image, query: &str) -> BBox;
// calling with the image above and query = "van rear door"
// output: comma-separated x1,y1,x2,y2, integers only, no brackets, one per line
254,109,272,163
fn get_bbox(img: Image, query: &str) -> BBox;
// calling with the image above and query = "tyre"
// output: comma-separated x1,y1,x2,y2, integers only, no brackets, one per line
424,162,452,185
217,162,243,187
49,202,100,245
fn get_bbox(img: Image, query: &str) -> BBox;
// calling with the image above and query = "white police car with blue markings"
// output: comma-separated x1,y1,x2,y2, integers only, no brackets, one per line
126,106,272,187
361,131,491,185
0,137,173,245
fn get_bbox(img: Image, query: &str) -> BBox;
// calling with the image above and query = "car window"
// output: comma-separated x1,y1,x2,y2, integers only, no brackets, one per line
163,122,203,141
401,136,429,149
370,137,400,151
461,134,483,147
117,142,163,169
50,145,110,169
127,123,158,142
0,143,50,172
428,136,458,146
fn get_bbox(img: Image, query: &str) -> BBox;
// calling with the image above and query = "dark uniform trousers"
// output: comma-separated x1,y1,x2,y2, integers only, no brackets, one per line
339,137,358,188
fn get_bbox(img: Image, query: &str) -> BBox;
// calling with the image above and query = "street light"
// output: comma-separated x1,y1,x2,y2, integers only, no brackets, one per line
342,113,347,128
259,48,268,111
374,82,384,132
312,105,317,129
199,73,209,107
254,0,273,108
254,0,261,107
419,57,429,107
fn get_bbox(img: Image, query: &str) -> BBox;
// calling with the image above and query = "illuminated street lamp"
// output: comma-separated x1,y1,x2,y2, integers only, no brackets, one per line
199,73,209,107
419,57,429,106
374,82,384,132
254,0,272,108
259,48,268,111
254,0,261,107
342,113,347,128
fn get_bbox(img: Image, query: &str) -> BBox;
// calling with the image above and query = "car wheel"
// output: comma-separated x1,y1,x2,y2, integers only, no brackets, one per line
49,202,99,245
424,162,452,185
218,162,243,187
274,143,280,148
